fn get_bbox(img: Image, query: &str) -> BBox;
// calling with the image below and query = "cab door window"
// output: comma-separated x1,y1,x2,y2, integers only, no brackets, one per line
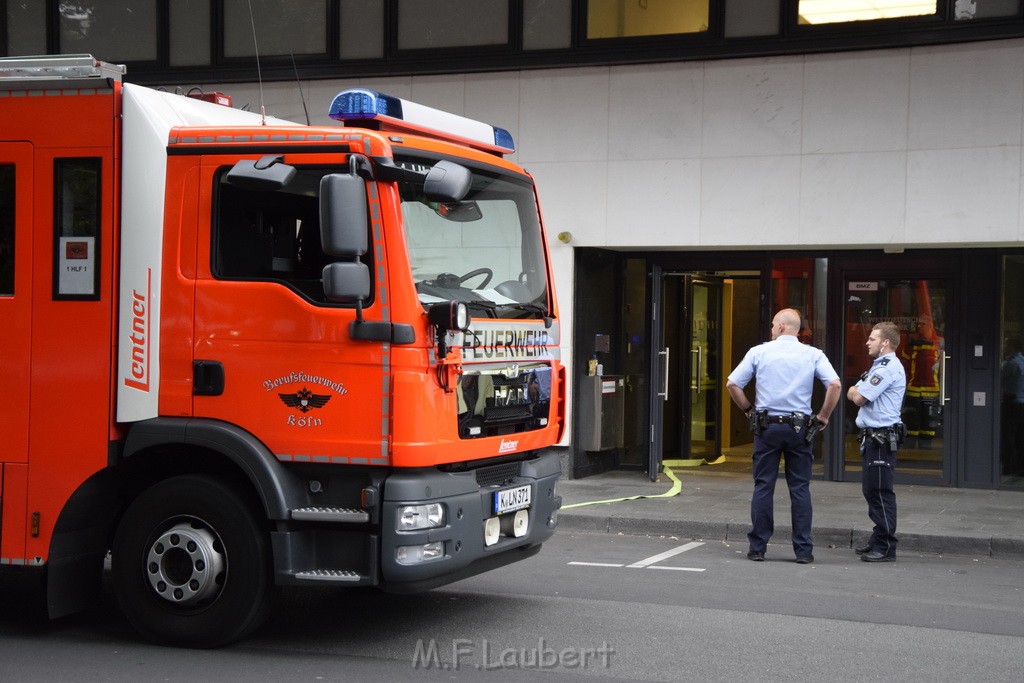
212,166,371,304
0,164,14,295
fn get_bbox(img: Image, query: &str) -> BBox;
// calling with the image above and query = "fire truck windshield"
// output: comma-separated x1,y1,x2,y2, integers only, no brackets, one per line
399,157,549,320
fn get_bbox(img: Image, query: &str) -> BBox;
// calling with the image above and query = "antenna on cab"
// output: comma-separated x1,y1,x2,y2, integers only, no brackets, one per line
245,0,266,125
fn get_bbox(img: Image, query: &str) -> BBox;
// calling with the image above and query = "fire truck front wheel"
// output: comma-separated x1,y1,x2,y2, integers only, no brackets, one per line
111,474,274,648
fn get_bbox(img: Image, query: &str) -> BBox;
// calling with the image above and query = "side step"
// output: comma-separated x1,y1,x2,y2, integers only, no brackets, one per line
290,506,370,523
279,569,375,587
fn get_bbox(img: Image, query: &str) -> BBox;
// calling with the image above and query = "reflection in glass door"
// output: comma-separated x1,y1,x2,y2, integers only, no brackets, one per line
688,279,722,461
843,277,951,484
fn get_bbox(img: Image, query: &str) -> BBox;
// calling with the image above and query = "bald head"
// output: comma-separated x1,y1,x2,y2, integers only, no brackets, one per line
772,309,801,339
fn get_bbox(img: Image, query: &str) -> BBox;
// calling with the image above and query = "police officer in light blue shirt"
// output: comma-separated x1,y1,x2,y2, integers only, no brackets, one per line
848,321,907,562
727,308,841,564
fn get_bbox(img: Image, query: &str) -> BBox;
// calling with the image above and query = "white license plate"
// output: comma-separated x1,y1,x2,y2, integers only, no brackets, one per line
493,484,531,514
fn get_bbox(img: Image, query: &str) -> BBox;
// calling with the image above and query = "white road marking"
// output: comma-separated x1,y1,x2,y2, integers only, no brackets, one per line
647,566,706,572
567,541,706,572
626,541,704,568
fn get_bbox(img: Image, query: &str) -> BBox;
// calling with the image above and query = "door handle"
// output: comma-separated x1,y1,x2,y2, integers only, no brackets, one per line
658,347,670,401
692,345,703,394
940,353,951,404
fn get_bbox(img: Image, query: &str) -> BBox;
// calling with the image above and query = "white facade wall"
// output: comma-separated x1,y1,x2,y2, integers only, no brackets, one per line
211,37,1024,443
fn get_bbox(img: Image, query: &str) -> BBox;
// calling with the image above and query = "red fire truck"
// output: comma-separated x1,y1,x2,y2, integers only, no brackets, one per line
0,55,564,647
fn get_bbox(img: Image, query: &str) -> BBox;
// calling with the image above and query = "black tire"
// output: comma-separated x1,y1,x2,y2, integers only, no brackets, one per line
111,474,274,648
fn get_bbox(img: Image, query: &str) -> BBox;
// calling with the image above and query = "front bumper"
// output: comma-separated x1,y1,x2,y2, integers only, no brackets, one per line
379,450,562,592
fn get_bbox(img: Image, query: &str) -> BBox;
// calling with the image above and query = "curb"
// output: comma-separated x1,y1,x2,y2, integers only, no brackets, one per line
558,511,1024,560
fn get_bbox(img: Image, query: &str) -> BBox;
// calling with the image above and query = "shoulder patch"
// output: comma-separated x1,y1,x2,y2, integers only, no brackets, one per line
869,374,883,386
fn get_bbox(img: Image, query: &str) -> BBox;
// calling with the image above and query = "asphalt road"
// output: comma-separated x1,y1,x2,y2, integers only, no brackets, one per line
1,532,1022,681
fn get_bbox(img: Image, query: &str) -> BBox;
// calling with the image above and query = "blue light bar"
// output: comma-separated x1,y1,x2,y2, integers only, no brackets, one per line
327,88,515,155
328,88,403,121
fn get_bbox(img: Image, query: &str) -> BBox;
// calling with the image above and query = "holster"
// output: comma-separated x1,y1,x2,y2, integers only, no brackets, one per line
804,418,823,443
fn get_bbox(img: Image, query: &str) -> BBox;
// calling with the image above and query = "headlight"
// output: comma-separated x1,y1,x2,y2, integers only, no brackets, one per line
397,503,445,531
396,542,445,565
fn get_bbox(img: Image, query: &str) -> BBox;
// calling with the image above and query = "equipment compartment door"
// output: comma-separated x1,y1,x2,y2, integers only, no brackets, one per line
0,143,32,466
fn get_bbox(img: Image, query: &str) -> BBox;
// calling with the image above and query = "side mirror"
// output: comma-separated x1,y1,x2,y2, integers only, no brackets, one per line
320,174,368,257
323,262,370,303
226,155,297,191
423,160,471,202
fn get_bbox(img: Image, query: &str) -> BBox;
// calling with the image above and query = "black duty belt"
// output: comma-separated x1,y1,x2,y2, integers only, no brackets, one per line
766,414,803,425
858,424,906,452
858,425,900,438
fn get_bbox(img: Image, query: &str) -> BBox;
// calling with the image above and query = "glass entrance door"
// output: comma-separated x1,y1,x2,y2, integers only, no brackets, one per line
648,271,725,477
842,277,952,484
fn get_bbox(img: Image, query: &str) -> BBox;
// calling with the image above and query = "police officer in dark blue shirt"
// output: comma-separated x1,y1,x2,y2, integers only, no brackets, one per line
848,321,907,563
727,308,841,564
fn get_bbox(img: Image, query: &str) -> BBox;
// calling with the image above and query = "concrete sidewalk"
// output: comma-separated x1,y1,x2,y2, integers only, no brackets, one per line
556,468,1024,560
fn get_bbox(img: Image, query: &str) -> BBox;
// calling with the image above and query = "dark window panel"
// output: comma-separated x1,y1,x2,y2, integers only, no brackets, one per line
339,0,384,59
397,0,508,50
59,1,157,62
524,0,572,50
170,0,212,66
223,0,328,58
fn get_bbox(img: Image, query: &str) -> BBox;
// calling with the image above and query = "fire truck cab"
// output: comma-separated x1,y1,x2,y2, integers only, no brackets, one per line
0,55,563,647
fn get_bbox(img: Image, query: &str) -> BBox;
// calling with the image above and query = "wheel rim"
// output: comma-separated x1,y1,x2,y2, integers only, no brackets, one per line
145,519,226,606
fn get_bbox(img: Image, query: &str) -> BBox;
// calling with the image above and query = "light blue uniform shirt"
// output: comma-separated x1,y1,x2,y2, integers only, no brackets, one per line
728,335,839,416
853,351,906,428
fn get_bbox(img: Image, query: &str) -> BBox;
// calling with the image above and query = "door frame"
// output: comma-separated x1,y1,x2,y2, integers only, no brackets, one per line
647,268,729,479
830,257,960,487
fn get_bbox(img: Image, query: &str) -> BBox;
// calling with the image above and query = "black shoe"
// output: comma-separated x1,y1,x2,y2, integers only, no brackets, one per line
747,550,765,562
795,555,814,564
860,550,895,563
854,542,873,555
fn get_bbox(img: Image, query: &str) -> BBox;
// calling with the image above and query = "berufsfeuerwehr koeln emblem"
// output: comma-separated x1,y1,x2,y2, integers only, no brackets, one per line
279,386,332,412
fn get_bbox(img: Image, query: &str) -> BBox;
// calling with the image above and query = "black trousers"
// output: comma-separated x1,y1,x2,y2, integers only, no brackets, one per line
861,438,898,556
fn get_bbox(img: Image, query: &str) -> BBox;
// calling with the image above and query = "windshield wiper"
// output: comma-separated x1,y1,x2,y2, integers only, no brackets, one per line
465,299,498,318
502,302,552,328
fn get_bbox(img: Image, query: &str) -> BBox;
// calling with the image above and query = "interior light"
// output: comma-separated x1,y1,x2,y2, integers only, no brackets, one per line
798,0,936,24
328,88,515,155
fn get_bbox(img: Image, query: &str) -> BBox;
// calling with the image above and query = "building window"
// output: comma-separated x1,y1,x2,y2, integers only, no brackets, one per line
797,0,937,25
586,0,710,39
169,0,212,66
524,0,573,49
339,0,384,59
0,164,14,296
725,0,781,37
59,1,158,63
6,1,1024,83
396,0,509,50
53,158,101,299
6,0,47,56
223,0,329,58
953,0,1021,21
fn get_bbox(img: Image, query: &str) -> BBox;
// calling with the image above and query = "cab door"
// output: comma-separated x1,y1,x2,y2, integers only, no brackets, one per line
188,157,388,463
0,143,33,465
0,143,32,558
